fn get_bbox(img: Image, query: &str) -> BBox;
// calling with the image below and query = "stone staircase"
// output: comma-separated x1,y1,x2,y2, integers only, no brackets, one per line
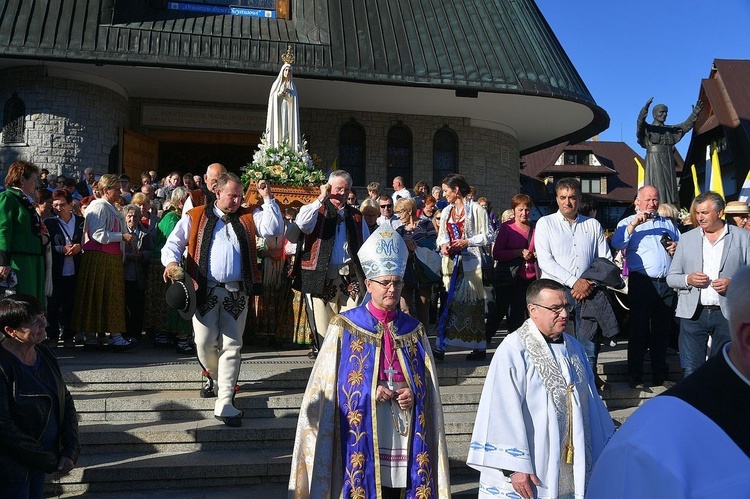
49,339,682,497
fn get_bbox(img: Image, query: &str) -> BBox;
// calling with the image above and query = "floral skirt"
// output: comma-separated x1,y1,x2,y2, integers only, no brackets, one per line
72,251,126,335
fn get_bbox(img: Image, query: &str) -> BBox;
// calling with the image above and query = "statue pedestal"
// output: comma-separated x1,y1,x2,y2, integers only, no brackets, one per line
244,184,318,211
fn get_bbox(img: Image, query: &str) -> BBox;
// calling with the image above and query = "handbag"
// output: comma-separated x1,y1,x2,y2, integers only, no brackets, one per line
493,257,523,286
493,225,534,286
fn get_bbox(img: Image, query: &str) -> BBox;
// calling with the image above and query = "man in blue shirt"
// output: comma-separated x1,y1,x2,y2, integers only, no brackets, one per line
612,185,679,388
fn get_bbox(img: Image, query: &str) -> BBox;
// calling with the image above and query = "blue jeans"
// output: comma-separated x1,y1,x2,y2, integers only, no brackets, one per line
679,306,730,379
2,469,46,498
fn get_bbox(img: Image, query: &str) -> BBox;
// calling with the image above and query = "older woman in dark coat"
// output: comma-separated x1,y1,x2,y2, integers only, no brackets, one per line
0,294,79,498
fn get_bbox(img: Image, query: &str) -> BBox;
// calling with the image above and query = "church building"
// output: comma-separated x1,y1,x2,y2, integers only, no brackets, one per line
0,0,608,203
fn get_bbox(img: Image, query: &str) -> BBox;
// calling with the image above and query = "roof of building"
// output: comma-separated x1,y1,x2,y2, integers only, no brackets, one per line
684,59,750,200
0,0,609,153
521,140,653,203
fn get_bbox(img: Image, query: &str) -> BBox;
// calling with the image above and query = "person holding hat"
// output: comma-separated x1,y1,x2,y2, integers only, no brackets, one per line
289,224,450,498
162,173,283,427
725,200,749,230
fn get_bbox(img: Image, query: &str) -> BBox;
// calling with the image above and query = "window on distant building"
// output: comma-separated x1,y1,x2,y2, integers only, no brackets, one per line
433,126,458,187
339,121,366,186
564,151,589,165
581,178,602,194
2,92,25,144
387,124,413,187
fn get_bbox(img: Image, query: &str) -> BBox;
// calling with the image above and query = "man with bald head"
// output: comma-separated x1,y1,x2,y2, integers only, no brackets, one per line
612,185,680,388
182,163,227,215
586,265,750,497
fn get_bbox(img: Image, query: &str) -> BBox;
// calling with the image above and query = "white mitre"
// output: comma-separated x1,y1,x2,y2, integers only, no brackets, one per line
357,222,408,279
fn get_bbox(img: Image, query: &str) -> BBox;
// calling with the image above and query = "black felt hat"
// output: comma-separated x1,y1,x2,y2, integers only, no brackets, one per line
165,276,197,320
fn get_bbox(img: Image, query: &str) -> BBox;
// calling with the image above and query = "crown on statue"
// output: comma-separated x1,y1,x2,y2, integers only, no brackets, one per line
281,45,295,65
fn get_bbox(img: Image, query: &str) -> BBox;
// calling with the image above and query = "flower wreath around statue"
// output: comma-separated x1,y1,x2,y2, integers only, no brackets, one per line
241,133,327,190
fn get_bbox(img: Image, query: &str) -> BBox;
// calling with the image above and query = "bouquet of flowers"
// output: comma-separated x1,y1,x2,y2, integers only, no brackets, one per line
241,134,327,188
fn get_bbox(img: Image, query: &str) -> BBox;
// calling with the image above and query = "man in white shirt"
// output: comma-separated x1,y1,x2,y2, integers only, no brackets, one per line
295,170,369,354
391,176,411,203
587,265,750,499
666,191,750,378
162,174,283,426
375,194,402,228
468,278,614,499
535,178,611,374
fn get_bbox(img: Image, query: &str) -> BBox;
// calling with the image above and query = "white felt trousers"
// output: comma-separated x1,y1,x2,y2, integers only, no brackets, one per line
192,285,248,417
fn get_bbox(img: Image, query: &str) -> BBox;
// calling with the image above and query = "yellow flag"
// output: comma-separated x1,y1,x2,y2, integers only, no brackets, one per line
690,164,701,198
331,157,338,171
709,142,724,200
634,157,645,189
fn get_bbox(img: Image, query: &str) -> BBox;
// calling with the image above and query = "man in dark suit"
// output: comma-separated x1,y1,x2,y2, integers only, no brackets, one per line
667,191,750,378
44,189,84,347
74,167,95,198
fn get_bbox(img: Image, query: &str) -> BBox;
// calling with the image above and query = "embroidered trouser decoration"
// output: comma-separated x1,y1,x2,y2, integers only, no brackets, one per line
222,291,246,320
192,286,248,417
197,289,219,316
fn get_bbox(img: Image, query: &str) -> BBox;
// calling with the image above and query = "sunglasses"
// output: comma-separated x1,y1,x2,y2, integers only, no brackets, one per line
380,204,393,209
348,197,357,201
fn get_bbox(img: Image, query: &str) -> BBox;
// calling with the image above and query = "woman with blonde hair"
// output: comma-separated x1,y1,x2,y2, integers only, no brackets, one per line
72,174,136,351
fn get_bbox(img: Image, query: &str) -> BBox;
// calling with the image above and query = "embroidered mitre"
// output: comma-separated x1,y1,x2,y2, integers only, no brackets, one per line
357,222,408,279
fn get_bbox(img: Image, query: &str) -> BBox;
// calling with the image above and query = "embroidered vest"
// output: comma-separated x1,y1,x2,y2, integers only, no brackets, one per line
185,205,263,305
299,202,364,295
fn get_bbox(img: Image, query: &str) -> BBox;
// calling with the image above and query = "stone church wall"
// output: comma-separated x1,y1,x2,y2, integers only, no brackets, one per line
0,65,129,180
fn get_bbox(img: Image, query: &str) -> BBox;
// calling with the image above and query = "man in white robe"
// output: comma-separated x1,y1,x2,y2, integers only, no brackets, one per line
585,265,750,498
467,278,615,499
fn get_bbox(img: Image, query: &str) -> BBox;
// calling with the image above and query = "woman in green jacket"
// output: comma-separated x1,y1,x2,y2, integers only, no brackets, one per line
0,161,46,305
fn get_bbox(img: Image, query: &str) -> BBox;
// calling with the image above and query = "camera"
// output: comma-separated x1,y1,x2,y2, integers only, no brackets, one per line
660,232,673,250
645,212,658,220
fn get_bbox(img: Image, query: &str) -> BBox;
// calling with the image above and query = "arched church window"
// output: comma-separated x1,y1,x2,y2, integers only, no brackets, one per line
339,121,366,186
387,124,412,188
433,126,458,186
2,92,25,144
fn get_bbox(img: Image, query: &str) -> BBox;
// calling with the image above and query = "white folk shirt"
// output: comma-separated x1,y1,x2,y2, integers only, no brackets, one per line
700,225,728,306
296,200,370,267
161,200,283,283
535,211,612,288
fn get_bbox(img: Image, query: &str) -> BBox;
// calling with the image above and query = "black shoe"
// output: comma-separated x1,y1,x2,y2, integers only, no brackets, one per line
215,415,242,427
200,378,216,398
432,349,445,361
466,350,486,361
307,349,318,359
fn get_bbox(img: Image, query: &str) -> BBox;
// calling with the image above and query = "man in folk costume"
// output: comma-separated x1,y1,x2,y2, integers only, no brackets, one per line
162,174,283,427
295,170,369,353
467,278,614,499
288,224,450,498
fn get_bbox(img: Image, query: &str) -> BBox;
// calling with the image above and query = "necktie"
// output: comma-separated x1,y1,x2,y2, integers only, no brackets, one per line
221,214,231,238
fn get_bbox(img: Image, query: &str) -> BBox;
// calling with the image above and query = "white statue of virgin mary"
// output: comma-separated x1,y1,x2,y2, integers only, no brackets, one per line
265,50,302,151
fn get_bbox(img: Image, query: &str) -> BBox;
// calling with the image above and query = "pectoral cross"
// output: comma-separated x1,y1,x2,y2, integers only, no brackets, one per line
384,366,398,391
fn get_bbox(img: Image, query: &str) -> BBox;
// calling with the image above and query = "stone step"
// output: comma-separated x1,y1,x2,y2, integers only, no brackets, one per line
78,411,480,454
53,444,477,495
73,384,484,421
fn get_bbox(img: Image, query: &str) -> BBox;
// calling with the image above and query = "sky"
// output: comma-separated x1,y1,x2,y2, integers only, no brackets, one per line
536,0,750,158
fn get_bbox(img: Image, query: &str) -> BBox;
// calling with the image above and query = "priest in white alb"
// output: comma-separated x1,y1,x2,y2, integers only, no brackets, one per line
288,223,450,498
467,278,614,499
